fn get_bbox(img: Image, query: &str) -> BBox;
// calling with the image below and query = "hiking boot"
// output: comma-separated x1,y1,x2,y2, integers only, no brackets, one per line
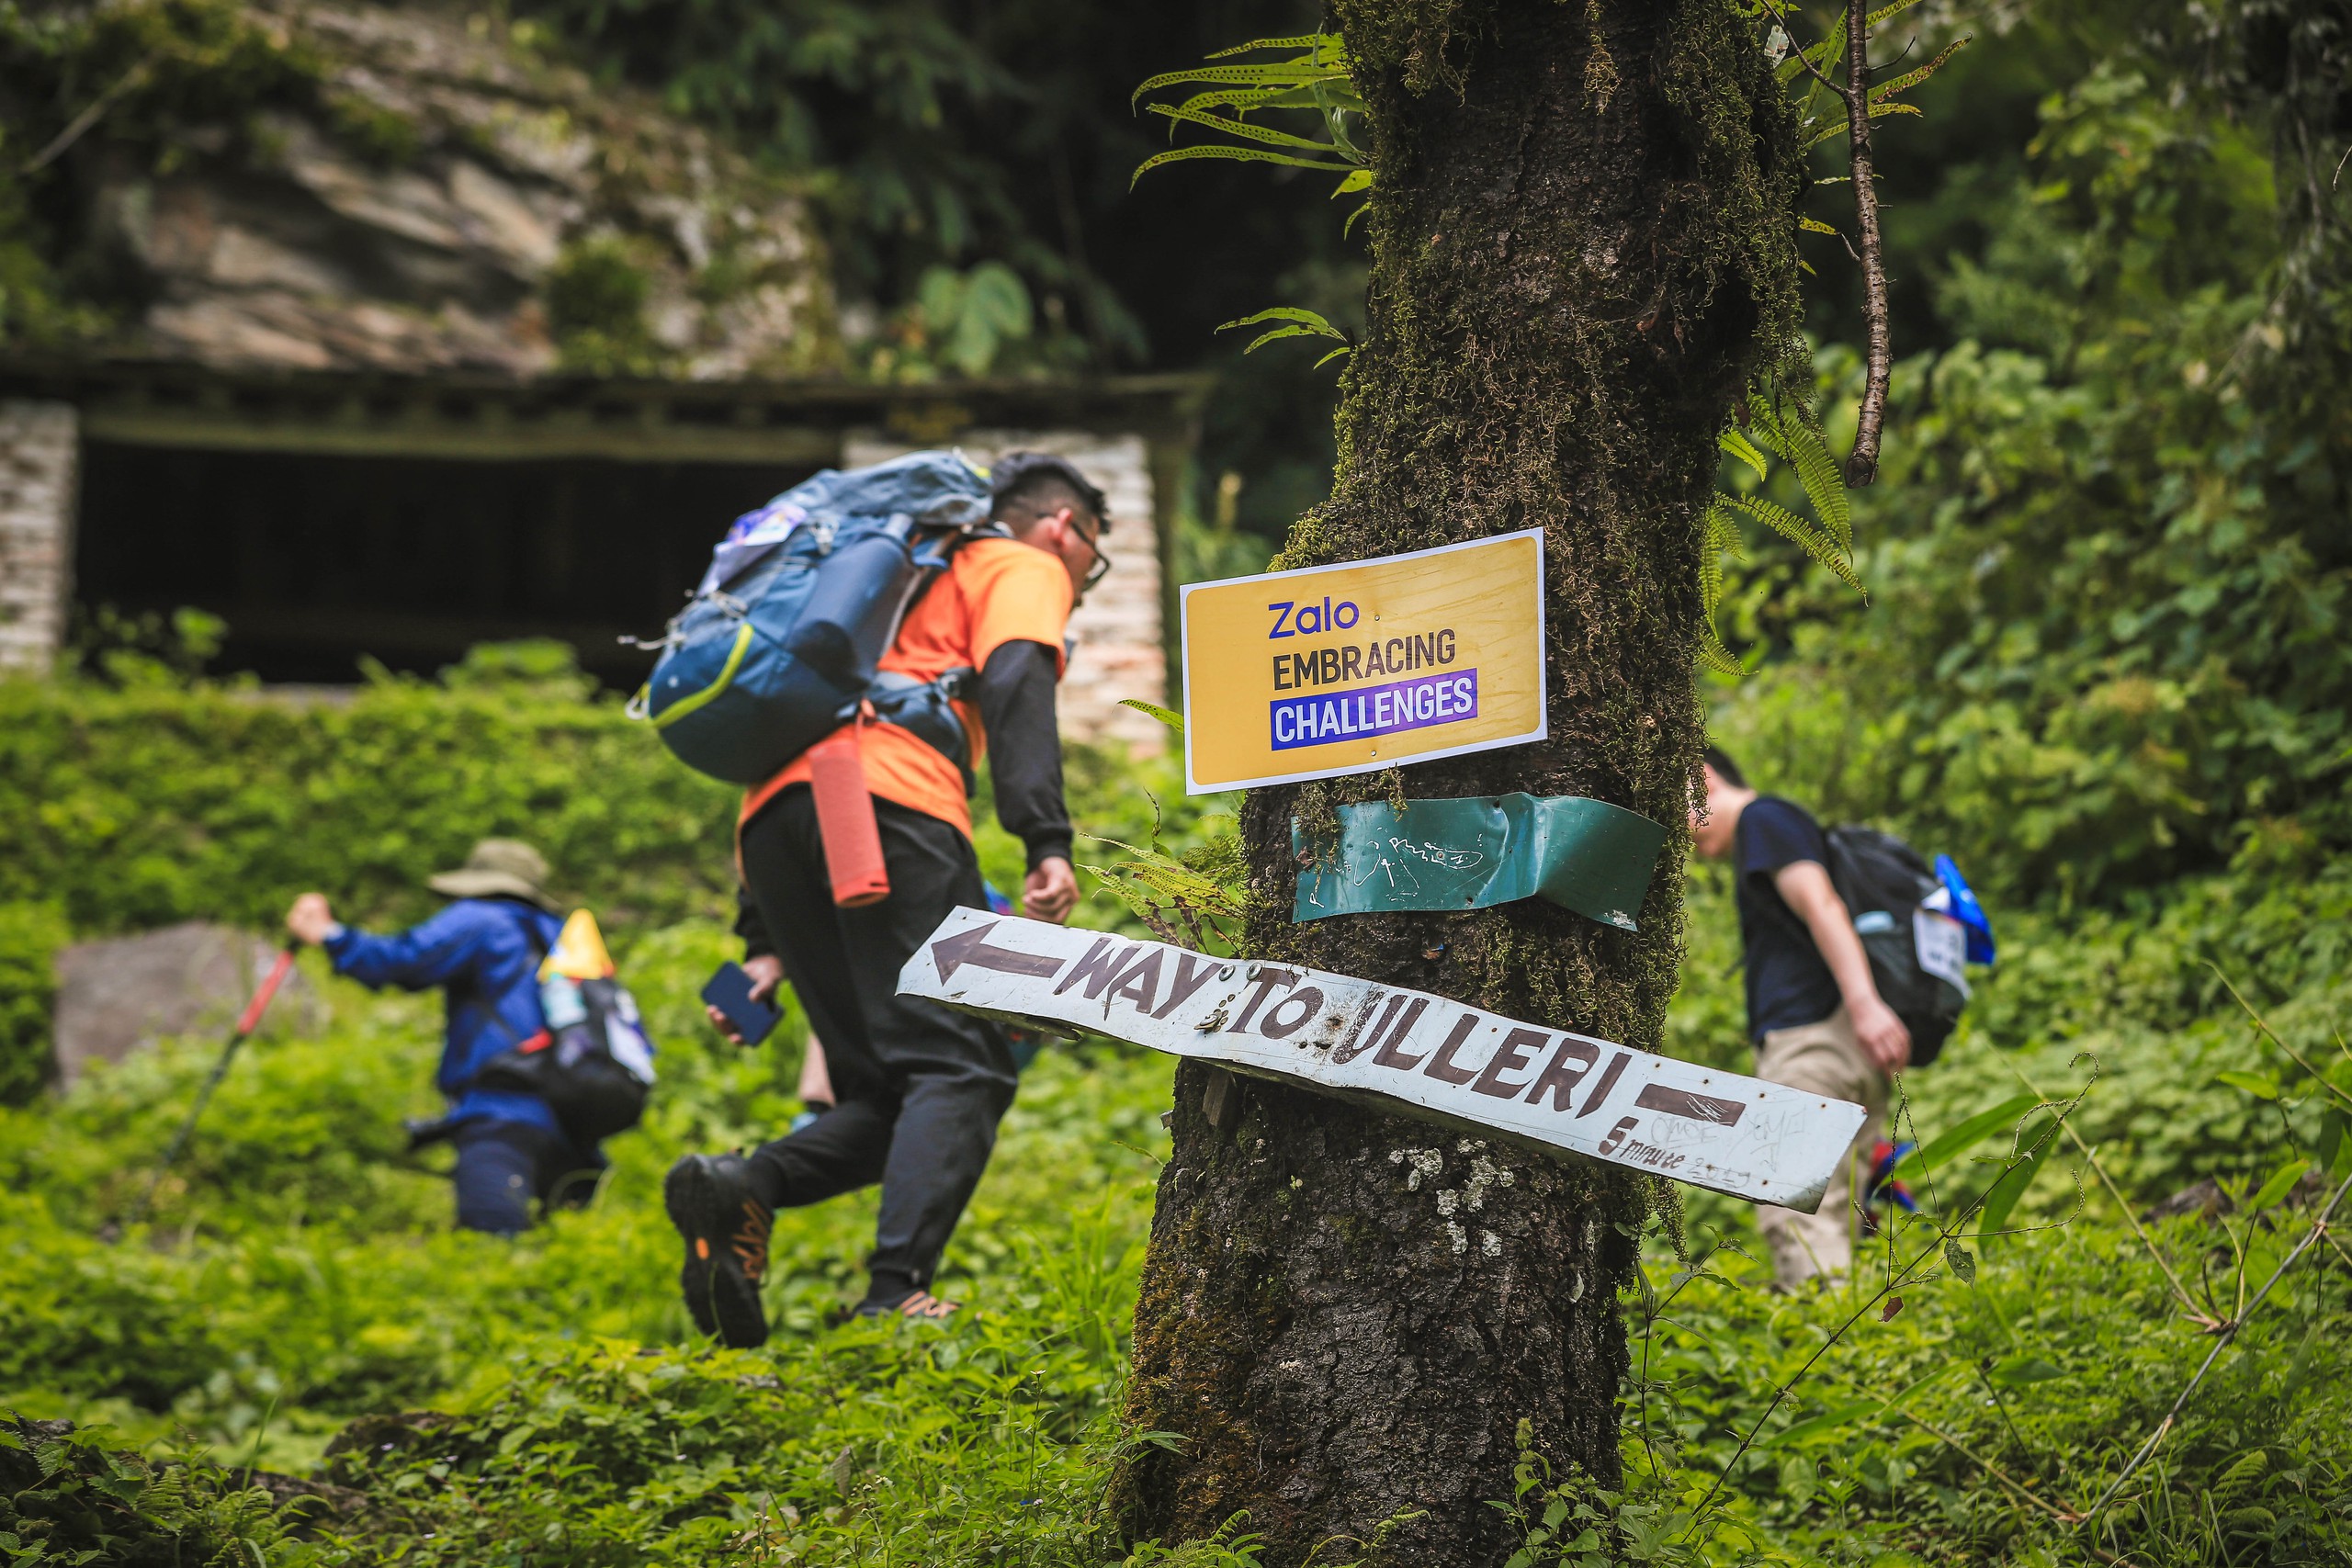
846,1287,961,1324
664,1153,771,1348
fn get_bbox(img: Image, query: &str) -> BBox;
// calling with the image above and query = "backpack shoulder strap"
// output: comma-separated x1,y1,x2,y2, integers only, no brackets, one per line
514,906,550,964
458,908,552,1080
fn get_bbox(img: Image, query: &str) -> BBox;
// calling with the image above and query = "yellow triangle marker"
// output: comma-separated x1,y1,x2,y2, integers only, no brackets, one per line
539,909,615,981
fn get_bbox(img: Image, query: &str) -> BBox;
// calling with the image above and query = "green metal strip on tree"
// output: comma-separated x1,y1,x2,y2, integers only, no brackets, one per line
1292,795,1668,931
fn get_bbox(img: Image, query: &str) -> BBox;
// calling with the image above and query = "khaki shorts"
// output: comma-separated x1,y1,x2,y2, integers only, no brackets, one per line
1751,1007,1889,1288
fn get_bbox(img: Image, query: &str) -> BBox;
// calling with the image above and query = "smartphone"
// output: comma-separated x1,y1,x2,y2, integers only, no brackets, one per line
701,961,782,1046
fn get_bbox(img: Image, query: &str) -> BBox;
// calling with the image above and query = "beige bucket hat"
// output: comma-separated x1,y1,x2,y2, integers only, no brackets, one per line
426,839,560,912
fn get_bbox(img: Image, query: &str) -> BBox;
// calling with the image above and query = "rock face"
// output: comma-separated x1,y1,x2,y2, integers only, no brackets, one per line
51,922,318,1086
80,0,835,378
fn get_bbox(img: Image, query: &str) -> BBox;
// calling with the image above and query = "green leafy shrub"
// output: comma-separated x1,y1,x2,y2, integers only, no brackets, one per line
1705,58,2351,907
0,898,1170,1465
0,659,1223,950
0,903,68,1106
1625,1208,2352,1567
323,1242,1139,1566
0,1416,347,1567
547,236,659,372
0,671,739,939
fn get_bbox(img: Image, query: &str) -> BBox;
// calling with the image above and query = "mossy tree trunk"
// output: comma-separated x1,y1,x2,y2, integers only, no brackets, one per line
1115,3,1801,1562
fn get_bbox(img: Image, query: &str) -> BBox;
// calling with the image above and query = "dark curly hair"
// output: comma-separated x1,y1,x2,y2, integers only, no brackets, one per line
989,451,1111,534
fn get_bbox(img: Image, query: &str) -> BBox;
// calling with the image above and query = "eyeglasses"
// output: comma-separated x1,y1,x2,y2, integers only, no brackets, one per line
1012,503,1113,592
1073,515,1113,593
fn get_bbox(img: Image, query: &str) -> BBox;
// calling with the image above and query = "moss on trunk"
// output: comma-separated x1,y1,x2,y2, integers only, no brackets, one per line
1116,2,1800,1562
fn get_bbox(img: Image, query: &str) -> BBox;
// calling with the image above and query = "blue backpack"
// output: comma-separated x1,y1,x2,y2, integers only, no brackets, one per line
632,451,1001,785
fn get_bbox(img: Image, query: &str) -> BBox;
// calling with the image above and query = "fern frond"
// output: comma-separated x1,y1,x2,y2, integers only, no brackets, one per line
1216,306,1352,358
1804,98,1924,151
1702,494,1746,553
1124,860,1234,901
1119,698,1186,732
1864,0,1930,28
1132,143,1360,187
1747,399,1851,547
1726,493,1861,591
1786,10,1846,85
1255,81,1368,115
1172,85,1289,116
1697,626,1745,677
1698,497,1736,606
1219,306,1346,338
1131,62,1338,107
1206,33,1340,58
1696,493,1745,676
1718,428,1770,482
1146,102,1359,156
1238,325,1320,354
1870,36,1970,103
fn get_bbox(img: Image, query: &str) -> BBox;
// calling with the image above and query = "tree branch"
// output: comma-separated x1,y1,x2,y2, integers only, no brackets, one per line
2079,1169,2352,1528
21,51,161,175
1842,6,1891,485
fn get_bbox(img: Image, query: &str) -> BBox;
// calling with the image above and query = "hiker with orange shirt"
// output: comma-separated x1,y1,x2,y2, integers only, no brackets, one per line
667,453,1105,1342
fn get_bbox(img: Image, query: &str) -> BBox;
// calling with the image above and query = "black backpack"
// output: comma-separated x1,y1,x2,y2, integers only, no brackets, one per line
1823,826,1968,1067
472,919,657,1145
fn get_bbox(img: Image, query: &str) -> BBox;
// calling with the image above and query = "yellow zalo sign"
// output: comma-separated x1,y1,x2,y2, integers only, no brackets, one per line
1182,530,1547,794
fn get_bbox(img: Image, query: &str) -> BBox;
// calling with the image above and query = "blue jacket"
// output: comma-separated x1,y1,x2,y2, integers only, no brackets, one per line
325,898,565,1134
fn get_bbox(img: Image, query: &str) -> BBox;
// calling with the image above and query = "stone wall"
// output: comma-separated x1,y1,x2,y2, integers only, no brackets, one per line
844,431,1166,753
0,401,78,673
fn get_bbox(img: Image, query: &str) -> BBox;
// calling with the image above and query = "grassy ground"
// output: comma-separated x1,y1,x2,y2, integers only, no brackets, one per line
4,846,2348,1562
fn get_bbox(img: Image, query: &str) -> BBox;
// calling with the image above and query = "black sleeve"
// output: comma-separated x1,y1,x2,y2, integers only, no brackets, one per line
1737,797,1830,885
734,885,775,960
977,638,1072,871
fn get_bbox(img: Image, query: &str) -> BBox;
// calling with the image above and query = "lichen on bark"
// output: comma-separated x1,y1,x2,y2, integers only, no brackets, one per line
1117,3,1800,1562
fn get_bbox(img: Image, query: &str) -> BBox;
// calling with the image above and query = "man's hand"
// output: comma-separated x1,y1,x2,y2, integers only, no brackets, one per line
706,953,785,1044
1850,993,1913,1076
286,892,336,947
1023,857,1079,924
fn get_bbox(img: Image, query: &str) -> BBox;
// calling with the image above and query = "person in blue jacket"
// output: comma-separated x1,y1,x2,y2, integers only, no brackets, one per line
284,840,604,1235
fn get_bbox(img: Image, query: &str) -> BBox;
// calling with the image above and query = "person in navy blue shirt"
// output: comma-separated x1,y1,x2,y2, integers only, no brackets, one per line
1689,749,1907,1289
284,840,604,1235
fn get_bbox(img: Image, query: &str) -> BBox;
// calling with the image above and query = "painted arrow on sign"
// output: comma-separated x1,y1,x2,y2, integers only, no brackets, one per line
899,907,1867,1211
930,920,1069,982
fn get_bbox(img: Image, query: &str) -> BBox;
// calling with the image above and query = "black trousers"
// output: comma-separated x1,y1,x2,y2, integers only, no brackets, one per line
739,787,1018,1289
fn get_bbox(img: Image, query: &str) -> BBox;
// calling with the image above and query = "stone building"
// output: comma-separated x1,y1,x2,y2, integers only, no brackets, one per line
0,0,1198,750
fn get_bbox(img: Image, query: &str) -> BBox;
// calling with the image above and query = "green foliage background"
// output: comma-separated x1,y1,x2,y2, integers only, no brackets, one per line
0,673,735,942
1706,6,2352,908
3,730,2346,1564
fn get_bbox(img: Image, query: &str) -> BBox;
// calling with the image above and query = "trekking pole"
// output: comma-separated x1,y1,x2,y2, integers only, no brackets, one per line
127,942,300,1227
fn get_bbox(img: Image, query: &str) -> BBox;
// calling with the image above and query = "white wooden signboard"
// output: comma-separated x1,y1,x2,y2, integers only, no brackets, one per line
900,908,1868,1211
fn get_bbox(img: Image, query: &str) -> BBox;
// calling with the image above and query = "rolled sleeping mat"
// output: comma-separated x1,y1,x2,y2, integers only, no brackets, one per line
808,732,891,907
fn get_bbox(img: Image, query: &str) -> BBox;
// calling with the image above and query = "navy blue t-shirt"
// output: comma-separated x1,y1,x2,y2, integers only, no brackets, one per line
1733,795,1844,1040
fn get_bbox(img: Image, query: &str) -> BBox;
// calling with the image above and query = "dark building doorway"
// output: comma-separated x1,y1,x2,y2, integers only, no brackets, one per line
75,441,813,687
